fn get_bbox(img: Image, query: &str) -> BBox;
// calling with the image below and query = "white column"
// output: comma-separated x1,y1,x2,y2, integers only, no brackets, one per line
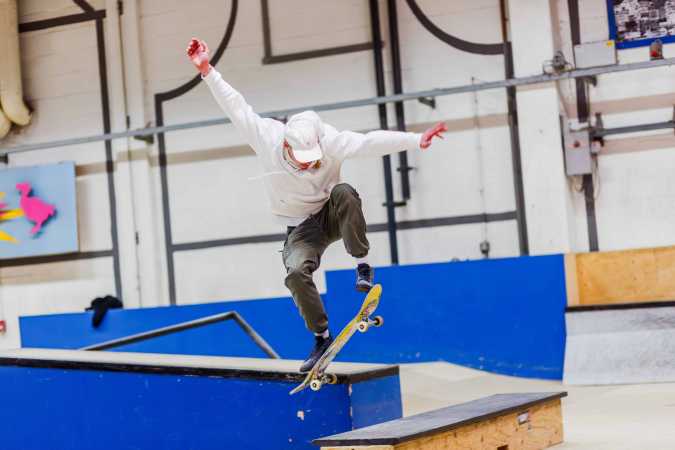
103,0,143,307
508,0,576,254
117,0,165,307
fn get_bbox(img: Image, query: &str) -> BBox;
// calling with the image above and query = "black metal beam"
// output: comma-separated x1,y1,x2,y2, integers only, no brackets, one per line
19,10,105,32
568,0,599,252
502,40,529,256
0,250,114,268
263,43,376,65
260,0,374,65
73,0,95,13
592,120,675,137
406,0,503,55
386,0,412,201
95,17,122,300
368,0,399,265
170,212,517,252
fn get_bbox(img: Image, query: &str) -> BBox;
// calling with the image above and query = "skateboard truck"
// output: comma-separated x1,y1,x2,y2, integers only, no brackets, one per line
357,315,384,333
309,373,339,392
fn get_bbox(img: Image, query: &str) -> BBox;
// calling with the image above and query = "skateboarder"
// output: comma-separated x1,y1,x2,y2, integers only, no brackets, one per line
187,38,447,372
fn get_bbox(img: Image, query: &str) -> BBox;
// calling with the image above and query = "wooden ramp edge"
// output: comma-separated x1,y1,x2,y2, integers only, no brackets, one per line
314,392,567,450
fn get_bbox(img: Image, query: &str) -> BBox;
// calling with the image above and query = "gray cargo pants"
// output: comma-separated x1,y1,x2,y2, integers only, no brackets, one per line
282,183,369,333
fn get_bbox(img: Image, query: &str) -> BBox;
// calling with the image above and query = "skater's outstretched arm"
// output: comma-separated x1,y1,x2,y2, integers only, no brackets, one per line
187,38,283,154
326,122,448,160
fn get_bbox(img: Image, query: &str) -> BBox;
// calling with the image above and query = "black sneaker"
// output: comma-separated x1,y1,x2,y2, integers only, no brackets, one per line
356,263,374,292
299,334,333,373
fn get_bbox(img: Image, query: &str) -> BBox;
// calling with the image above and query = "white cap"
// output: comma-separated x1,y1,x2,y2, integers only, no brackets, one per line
284,111,324,163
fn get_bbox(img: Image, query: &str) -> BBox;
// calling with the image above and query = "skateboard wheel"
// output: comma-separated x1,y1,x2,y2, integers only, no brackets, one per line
323,373,338,385
373,316,384,327
357,321,369,333
310,380,323,391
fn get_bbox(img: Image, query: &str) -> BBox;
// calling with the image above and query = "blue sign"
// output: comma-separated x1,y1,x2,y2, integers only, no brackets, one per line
0,162,78,260
608,0,675,49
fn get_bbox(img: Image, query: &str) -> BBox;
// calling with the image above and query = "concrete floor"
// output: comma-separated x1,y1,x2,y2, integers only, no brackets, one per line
399,362,675,450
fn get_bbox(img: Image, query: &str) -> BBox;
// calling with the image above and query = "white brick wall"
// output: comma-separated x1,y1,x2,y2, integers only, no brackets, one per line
1,0,674,348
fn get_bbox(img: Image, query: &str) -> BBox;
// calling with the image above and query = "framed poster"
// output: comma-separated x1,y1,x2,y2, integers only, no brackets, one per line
608,0,675,48
0,162,78,260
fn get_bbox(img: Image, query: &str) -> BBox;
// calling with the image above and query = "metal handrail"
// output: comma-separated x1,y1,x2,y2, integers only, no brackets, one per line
80,311,280,359
3,57,675,155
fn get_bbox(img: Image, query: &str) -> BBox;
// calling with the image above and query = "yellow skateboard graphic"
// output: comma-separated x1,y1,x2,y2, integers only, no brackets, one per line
289,284,383,395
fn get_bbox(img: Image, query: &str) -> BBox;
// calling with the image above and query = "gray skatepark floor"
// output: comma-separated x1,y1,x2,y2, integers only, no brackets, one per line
399,362,675,450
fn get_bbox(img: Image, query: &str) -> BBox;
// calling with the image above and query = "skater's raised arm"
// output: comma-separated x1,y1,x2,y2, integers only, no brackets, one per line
187,38,282,154
326,122,448,160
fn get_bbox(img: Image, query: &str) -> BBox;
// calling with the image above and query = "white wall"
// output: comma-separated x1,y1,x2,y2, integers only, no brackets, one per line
138,0,515,305
1,0,674,348
555,0,675,251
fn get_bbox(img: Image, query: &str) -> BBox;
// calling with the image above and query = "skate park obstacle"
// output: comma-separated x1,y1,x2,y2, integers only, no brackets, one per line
314,392,567,450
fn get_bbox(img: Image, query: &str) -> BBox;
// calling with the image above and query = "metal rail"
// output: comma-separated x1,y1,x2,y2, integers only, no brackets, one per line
592,120,675,138
3,57,675,155
80,311,281,359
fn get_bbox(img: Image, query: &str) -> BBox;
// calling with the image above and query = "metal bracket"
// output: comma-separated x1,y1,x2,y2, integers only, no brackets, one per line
480,240,490,258
133,122,155,144
589,112,605,147
581,75,598,87
382,200,407,208
418,96,436,109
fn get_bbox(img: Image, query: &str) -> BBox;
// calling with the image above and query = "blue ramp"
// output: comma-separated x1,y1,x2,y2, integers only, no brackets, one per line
0,349,401,450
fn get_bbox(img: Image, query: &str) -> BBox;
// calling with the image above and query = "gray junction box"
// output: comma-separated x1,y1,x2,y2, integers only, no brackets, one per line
574,40,617,69
563,129,592,176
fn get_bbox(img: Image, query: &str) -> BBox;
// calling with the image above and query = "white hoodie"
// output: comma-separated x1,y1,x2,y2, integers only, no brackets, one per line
203,69,422,226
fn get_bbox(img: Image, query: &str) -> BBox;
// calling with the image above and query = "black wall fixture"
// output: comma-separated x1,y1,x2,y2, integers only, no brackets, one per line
9,1,122,300
260,0,375,65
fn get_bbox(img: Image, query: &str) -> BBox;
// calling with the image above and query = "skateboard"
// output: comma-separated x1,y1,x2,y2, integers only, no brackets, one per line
289,284,383,395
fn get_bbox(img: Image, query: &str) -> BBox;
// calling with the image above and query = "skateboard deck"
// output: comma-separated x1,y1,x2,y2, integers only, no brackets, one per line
289,284,383,395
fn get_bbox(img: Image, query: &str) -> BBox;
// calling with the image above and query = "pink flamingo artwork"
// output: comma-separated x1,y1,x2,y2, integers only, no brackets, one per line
16,182,56,236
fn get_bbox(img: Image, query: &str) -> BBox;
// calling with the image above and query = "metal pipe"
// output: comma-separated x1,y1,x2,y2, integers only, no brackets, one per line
3,57,675,156
386,0,411,201
368,0,399,265
592,120,675,137
80,311,281,359
0,0,32,127
95,17,123,300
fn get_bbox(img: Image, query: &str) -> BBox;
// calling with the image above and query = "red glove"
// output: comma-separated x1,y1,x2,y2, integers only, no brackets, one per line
187,38,211,77
420,122,448,149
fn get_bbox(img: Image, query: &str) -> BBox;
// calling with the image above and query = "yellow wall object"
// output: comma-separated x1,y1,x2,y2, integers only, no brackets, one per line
0,108,9,138
0,0,31,128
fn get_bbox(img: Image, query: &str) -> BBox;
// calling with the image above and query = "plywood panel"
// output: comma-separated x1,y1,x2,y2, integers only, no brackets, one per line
393,400,562,450
573,246,675,306
564,253,580,307
322,400,563,450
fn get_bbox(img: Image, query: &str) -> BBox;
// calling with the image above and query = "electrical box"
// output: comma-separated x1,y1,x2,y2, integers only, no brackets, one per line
563,129,592,176
574,40,617,69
